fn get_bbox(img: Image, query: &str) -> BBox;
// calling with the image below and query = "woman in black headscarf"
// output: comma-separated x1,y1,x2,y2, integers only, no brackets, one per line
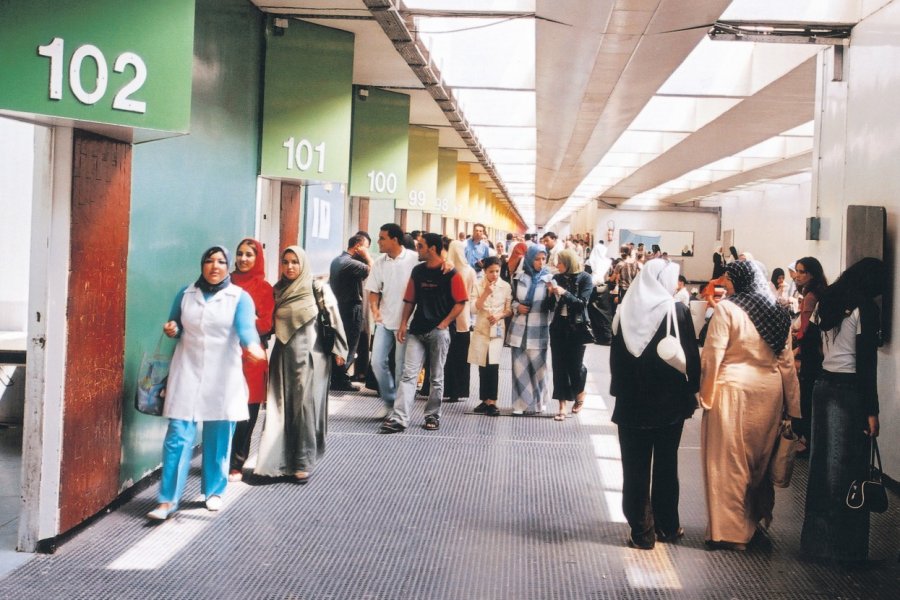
801,257,885,562
699,260,800,550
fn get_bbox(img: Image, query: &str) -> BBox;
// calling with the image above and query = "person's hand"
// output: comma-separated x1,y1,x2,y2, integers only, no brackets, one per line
554,284,566,296
163,321,179,338
866,415,879,437
517,304,530,315
396,324,407,343
482,282,495,297
334,355,345,367
436,321,448,330
487,314,498,325
245,344,266,362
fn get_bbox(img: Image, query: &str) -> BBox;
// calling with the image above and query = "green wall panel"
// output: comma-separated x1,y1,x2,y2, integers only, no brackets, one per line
259,19,353,182
349,87,409,199
406,126,439,213
0,0,194,133
436,148,458,216
119,0,265,486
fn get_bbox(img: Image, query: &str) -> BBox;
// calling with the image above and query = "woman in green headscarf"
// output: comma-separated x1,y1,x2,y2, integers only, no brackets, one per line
254,246,348,483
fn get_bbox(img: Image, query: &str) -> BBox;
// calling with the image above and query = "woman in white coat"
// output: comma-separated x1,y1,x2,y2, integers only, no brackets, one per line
147,246,265,520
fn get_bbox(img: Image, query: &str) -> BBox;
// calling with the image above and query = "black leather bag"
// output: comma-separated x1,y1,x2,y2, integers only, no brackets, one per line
312,282,336,355
846,437,888,513
566,277,595,345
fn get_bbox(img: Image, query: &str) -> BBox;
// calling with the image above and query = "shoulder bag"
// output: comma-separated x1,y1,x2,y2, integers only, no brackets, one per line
846,436,889,513
312,281,336,355
656,302,687,376
565,276,595,345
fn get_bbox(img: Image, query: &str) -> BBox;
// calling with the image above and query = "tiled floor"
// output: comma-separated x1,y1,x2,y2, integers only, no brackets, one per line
0,424,33,577
0,345,896,598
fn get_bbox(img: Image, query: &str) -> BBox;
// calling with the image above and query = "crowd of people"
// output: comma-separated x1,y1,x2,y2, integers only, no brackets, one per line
144,228,887,567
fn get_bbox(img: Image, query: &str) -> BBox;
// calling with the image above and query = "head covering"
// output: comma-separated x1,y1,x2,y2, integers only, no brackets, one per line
196,245,231,294
231,238,267,287
507,241,527,274
588,242,612,284
522,244,551,306
447,240,473,278
612,258,680,357
556,248,582,274
724,260,791,354
272,245,317,344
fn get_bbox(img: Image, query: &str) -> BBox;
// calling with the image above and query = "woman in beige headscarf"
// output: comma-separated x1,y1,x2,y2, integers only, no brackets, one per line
255,246,348,483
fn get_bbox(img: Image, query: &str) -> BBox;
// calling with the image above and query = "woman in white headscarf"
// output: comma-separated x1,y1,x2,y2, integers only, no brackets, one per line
610,258,701,549
586,240,614,344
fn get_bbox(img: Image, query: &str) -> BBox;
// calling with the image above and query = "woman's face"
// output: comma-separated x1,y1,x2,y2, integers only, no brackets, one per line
794,262,810,288
281,251,301,281
484,264,501,283
777,275,785,286
532,253,546,271
557,260,568,274
202,251,229,285
235,243,257,273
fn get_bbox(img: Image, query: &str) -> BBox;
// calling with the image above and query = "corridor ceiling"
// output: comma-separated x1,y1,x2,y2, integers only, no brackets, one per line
251,0,876,230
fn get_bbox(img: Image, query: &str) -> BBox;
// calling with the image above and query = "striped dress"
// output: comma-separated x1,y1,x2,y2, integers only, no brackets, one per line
507,272,553,412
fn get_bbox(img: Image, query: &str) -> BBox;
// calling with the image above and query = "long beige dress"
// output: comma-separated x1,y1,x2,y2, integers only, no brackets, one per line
699,301,800,544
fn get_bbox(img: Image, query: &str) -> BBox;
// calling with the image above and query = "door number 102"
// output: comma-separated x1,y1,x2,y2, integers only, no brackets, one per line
37,37,147,113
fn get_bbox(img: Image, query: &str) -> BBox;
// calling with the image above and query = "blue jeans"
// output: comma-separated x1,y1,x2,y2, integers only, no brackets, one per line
370,323,408,409
158,419,235,507
390,328,451,427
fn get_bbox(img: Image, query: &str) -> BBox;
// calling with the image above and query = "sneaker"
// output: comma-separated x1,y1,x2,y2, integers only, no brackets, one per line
205,495,223,511
511,410,524,416
484,404,500,417
473,402,489,413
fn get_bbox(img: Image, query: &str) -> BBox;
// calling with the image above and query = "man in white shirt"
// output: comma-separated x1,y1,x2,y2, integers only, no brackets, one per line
366,223,419,417
540,231,560,273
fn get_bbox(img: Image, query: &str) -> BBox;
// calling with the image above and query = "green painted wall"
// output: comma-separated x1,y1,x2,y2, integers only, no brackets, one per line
119,0,265,486
348,87,410,200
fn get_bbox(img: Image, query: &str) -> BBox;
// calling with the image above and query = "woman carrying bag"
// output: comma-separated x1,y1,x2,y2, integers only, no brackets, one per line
609,258,700,549
548,249,594,420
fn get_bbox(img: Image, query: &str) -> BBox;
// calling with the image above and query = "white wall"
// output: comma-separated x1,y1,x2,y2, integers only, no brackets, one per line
0,117,34,332
714,175,824,279
812,0,900,470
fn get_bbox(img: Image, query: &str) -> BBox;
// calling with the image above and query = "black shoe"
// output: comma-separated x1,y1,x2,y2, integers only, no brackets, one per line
331,381,359,392
627,536,655,550
656,527,684,543
473,402,489,413
484,404,500,417
379,420,406,434
445,397,460,403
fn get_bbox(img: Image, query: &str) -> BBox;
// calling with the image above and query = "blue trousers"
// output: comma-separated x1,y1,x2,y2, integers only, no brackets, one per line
158,419,235,507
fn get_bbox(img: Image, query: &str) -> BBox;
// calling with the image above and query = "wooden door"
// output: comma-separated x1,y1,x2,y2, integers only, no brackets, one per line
58,131,130,533
280,182,302,252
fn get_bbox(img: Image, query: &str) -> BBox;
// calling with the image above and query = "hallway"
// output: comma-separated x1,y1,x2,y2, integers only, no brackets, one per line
0,344,897,599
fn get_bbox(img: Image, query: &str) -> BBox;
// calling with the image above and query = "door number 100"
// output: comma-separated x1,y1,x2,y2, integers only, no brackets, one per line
37,37,147,113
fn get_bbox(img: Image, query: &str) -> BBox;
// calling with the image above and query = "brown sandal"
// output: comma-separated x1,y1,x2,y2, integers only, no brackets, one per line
572,396,585,414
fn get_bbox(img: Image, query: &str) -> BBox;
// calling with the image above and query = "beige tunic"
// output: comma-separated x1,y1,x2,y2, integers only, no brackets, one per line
699,301,800,544
467,278,512,366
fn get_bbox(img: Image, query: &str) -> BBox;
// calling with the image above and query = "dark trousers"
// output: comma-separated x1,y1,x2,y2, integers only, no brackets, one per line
478,364,499,400
549,325,587,401
332,303,362,384
617,422,685,545
229,403,261,473
588,286,613,344
442,327,471,399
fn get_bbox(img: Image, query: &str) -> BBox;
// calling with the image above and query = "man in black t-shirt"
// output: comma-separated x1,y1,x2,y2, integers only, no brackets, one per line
380,233,468,433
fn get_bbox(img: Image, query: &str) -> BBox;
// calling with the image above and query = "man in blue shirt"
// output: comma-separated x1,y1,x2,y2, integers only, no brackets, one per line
464,222,490,276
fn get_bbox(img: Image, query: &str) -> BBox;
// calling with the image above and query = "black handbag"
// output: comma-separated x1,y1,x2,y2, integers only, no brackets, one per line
846,436,888,513
565,277,595,345
312,281,336,355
